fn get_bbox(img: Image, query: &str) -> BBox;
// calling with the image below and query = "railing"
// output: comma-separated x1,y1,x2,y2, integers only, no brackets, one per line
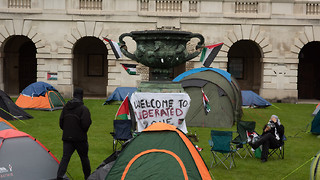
189,1,197,12
235,2,258,13
306,3,320,15
156,0,182,12
80,0,102,10
8,0,31,8
140,0,149,11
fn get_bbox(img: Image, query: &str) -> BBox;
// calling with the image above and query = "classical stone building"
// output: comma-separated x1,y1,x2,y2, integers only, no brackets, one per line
0,0,319,102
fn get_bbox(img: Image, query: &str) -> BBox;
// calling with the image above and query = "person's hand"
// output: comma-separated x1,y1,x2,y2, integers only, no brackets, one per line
264,126,271,132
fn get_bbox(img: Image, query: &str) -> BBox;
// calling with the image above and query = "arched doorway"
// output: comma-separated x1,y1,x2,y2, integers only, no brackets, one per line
298,41,320,99
2,36,37,96
73,37,108,97
227,40,262,93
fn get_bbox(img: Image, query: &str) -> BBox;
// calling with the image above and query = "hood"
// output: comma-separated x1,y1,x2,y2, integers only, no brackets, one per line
64,98,84,110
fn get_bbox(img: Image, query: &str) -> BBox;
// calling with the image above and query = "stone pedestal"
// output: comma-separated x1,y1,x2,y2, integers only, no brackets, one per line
137,81,184,93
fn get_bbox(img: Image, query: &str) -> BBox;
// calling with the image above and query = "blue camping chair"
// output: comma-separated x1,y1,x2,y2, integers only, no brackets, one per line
268,134,286,159
110,120,133,151
209,130,237,169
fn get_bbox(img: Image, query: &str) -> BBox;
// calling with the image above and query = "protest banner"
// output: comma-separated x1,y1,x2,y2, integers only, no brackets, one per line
130,92,190,133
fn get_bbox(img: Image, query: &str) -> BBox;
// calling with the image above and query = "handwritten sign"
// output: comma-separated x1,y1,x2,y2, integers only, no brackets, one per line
130,92,190,133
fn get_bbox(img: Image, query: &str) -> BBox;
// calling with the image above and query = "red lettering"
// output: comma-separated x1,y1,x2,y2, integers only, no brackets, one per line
160,109,168,116
148,109,154,117
135,112,141,120
176,108,183,116
142,110,148,119
170,108,174,116
155,109,160,117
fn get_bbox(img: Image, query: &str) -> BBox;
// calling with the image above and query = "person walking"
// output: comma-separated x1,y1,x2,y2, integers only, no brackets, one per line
57,87,92,180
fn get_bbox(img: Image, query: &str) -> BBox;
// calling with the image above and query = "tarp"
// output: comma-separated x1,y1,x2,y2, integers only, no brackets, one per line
20,81,57,97
173,67,231,83
0,90,33,120
173,68,242,128
104,87,137,105
0,129,63,180
241,90,272,107
103,122,212,180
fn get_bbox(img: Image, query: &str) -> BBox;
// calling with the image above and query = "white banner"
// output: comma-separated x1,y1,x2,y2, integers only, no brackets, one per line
130,92,190,133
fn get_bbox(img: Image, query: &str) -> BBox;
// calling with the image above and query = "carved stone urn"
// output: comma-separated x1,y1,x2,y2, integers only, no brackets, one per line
119,30,204,80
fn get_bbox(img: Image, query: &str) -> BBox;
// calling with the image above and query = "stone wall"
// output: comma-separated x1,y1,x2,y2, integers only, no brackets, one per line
0,0,319,101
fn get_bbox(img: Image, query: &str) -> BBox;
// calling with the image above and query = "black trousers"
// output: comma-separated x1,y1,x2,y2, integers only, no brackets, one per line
57,141,91,180
253,133,281,160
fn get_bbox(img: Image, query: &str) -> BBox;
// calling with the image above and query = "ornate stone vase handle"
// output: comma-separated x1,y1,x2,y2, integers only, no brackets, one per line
119,32,138,61
185,33,205,61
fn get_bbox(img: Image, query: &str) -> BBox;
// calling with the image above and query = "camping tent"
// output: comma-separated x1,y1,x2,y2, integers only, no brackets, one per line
0,90,33,120
241,90,272,107
310,150,320,180
103,87,137,105
15,81,66,111
0,118,17,131
311,110,320,134
90,123,212,180
173,67,242,128
312,103,320,116
0,129,62,180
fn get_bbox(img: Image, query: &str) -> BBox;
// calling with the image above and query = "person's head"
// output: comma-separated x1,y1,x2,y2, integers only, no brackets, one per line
73,87,83,101
270,115,278,122
270,115,281,125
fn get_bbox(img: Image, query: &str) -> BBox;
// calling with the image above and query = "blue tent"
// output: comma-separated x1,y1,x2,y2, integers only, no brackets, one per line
241,90,271,107
21,81,57,97
104,87,137,105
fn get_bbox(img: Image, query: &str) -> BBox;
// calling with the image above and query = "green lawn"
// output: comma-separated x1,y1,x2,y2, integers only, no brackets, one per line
9,100,320,180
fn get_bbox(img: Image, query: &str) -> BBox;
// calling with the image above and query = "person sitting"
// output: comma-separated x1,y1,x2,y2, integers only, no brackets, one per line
249,115,284,162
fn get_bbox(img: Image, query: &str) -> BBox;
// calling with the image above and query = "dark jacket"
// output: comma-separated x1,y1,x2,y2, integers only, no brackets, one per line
60,98,92,142
262,121,285,143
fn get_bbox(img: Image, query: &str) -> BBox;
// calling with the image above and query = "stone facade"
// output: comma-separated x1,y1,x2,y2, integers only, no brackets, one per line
0,0,319,102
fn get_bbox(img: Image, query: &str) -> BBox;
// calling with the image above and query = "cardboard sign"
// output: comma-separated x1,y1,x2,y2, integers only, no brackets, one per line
130,92,190,133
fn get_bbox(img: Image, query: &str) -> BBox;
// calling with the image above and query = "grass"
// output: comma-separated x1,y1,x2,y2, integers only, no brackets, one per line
9,100,320,180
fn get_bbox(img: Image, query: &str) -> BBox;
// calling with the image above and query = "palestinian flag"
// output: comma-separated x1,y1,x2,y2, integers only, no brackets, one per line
103,37,122,59
115,95,129,120
121,63,137,75
199,42,224,67
201,88,211,115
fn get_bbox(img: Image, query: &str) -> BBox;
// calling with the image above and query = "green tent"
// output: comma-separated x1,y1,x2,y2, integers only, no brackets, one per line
105,122,212,180
310,151,320,180
173,68,242,128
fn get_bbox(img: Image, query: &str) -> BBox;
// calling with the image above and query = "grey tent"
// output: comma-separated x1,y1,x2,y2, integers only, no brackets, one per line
173,68,242,128
0,129,66,180
0,118,17,131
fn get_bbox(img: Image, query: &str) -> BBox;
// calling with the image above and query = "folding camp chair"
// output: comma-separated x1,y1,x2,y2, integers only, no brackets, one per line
232,120,256,158
268,134,286,159
209,130,237,169
110,120,132,151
